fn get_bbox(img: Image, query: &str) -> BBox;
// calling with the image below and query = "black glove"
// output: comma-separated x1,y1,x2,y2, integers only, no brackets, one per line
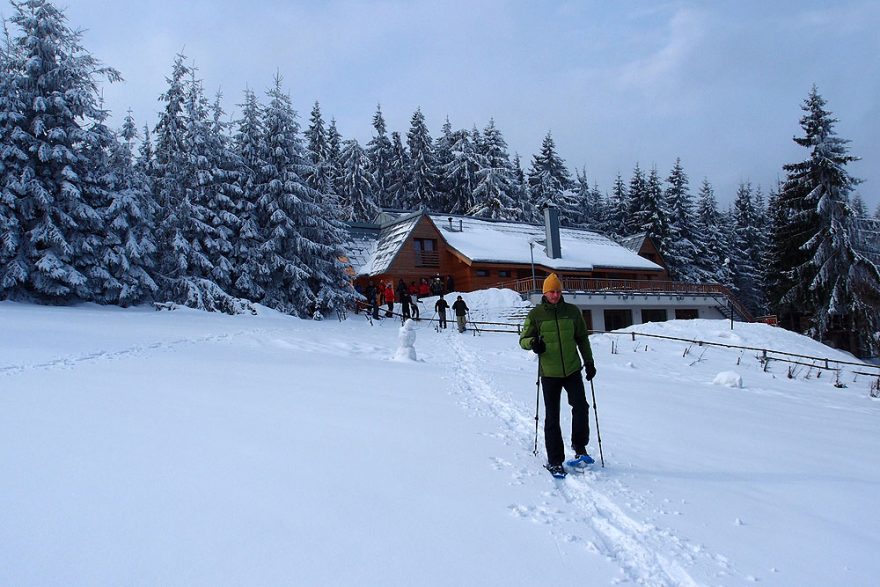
531,336,546,355
584,360,597,381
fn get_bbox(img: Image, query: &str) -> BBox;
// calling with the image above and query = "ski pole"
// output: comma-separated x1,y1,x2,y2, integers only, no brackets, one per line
467,310,481,336
589,379,605,467
533,362,541,457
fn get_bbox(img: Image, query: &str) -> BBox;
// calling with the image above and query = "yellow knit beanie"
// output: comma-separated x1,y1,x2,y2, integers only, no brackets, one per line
542,273,563,293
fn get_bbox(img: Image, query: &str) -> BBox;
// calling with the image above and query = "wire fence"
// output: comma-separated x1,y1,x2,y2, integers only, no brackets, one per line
351,303,880,390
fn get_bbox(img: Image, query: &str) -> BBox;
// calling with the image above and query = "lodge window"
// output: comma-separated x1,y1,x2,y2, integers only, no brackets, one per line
413,238,439,267
641,309,668,323
476,269,490,277
498,270,511,278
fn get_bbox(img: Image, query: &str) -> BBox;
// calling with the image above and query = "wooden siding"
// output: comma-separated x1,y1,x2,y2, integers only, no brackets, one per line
354,214,668,292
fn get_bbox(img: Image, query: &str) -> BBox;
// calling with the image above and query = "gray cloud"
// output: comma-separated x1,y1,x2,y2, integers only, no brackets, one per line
60,0,879,209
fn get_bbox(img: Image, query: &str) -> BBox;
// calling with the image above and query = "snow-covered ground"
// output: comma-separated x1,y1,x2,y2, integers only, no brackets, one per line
2,291,879,586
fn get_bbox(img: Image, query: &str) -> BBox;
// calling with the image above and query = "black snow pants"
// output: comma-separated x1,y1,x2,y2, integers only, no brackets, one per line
542,370,590,466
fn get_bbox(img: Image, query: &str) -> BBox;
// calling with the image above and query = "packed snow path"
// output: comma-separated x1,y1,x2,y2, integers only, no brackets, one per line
442,330,735,586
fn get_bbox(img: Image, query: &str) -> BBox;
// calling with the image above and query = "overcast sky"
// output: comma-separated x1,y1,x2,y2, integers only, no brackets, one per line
48,0,880,210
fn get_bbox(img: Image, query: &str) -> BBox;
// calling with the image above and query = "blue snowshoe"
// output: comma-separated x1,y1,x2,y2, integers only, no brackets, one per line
565,454,595,471
544,463,567,479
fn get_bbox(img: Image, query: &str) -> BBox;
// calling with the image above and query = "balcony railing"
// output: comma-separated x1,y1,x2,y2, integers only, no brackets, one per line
415,250,440,268
497,276,754,322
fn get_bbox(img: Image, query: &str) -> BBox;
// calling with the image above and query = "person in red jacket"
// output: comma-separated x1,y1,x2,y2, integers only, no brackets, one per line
418,278,431,299
384,282,395,317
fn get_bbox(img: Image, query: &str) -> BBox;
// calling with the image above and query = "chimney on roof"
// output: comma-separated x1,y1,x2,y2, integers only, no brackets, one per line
543,203,562,259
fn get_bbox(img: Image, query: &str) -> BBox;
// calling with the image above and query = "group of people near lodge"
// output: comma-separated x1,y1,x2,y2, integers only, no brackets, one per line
360,275,470,332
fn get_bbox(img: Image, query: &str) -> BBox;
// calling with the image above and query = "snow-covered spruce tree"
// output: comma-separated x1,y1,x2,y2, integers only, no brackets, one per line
469,118,518,220
574,168,603,230
527,131,572,220
605,173,629,238
693,178,730,284
772,86,880,354
151,56,251,314
0,0,121,303
338,138,379,222
231,88,267,301
205,90,245,294
256,75,357,318
510,153,531,222
326,117,343,192
405,107,438,211
623,164,647,235
305,101,342,217
627,164,666,242
432,116,455,211
442,128,481,214
386,131,410,209
662,159,700,280
729,182,765,313
0,21,26,297
365,104,393,210
100,111,158,305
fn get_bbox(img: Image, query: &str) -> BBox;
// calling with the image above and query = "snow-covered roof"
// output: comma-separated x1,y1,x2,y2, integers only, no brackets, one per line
345,212,665,276
342,223,380,274
429,215,663,272
344,212,423,276
616,233,648,253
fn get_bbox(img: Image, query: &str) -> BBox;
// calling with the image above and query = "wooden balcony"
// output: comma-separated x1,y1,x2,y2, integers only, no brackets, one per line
498,276,754,322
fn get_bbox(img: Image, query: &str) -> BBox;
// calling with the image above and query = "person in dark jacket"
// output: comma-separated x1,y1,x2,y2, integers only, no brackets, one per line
364,281,379,319
519,273,596,478
408,281,420,320
396,279,411,320
434,295,449,329
445,274,455,295
451,295,469,333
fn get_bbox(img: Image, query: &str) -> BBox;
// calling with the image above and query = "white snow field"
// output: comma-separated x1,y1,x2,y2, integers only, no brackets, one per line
2,290,879,586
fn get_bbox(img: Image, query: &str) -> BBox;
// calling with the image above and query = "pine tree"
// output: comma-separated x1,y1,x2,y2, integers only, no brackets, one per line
0,0,122,302
772,86,880,354
305,101,339,209
470,119,518,220
102,111,158,305
627,164,665,240
205,90,244,293
662,159,699,280
606,173,629,237
510,153,531,221
387,131,410,209
730,182,764,312
442,128,481,214
0,22,27,297
365,104,393,210
433,116,455,210
624,164,647,235
693,178,730,284
405,108,438,211
527,132,572,217
338,138,379,222
255,75,357,318
231,88,267,301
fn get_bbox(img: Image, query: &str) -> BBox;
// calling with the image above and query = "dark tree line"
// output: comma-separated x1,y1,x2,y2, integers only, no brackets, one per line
1,1,878,353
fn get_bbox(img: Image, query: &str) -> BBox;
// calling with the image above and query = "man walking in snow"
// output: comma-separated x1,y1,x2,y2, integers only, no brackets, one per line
451,295,469,333
520,273,597,478
434,294,449,329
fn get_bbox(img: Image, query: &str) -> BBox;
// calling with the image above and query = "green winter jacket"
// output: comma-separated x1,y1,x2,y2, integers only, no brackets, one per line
519,296,593,378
